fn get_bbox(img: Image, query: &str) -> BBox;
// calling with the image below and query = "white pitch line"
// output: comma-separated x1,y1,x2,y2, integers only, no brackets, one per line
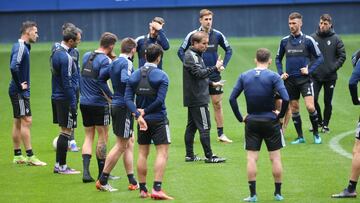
329,130,355,160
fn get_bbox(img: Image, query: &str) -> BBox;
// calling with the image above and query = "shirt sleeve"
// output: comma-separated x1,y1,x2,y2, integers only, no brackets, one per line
229,75,244,122
60,52,76,109
307,36,324,73
183,52,216,79
157,29,170,50
349,62,360,105
98,58,113,98
273,74,289,119
275,40,285,75
10,44,25,91
218,32,232,68
125,81,137,114
177,32,192,62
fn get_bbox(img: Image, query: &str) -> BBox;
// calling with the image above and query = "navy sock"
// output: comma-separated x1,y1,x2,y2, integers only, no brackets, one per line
309,110,319,135
14,149,22,156
217,127,223,137
274,182,282,195
26,149,34,157
139,182,147,192
348,180,357,193
292,112,303,138
153,181,162,192
99,172,109,185
57,133,69,165
248,181,256,196
97,158,105,180
127,173,137,185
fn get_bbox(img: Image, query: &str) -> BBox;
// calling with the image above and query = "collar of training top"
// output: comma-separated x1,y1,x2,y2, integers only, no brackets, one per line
144,62,158,68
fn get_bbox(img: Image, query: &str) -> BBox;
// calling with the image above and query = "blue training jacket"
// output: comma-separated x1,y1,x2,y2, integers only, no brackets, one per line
80,50,113,107
276,32,323,77
51,42,77,110
229,67,289,122
136,30,170,70
110,54,134,107
52,42,80,91
9,39,31,97
177,27,232,81
125,62,169,121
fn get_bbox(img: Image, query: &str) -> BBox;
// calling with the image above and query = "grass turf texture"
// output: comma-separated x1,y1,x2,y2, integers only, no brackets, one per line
1,35,360,202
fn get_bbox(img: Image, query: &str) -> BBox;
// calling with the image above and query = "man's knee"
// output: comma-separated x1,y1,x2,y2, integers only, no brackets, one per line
21,116,32,127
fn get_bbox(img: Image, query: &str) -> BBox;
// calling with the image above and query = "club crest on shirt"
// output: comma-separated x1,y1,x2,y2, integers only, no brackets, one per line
327,40,331,45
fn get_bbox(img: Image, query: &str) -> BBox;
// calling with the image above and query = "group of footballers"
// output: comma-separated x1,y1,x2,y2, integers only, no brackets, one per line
7,7,360,201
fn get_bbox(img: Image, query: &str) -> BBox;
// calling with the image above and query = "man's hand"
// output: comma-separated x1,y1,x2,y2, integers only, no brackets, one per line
280,73,289,80
300,66,309,75
151,21,163,31
21,81,28,90
212,81,224,88
137,108,145,116
70,107,77,126
216,55,224,72
137,116,148,131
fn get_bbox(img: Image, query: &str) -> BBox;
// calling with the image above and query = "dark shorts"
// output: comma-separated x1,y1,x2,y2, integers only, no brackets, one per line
209,78,224,95
111,105,133,139
80,104,110,127
245,119,285,151
10,93,31,118
285,77,313,100
137,118,171,145
52,99,77,129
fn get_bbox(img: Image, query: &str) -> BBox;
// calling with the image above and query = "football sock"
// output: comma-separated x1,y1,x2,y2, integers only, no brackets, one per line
97,158,105,180
249,181,256,196
153,181,162,192
217,127,223,137
292,112,303,138
14,149,22,156
82,154,92,175
127,173,137,185
274,182,282,195
57,133,69,165
347,180,357,193
26,149,34,157
139,182,147,192
309,110,319,135
99,172,109,185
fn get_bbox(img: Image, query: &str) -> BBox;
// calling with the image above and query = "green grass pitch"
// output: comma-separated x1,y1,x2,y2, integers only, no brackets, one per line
0,35,360,202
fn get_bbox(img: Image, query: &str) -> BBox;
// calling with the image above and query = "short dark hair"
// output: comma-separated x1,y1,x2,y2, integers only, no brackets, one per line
256,48,271,63
62,23,75,31
121,37,137,54
145,44,163,63
289,12,302,20
100,32,118,48
191,31,208,45
199,9,213,18
152,17,165,25
20,21,37,35
63,26,81,42
320,14,332,24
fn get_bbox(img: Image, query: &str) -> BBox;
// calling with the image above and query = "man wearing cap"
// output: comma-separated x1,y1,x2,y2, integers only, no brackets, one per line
135,17,169,70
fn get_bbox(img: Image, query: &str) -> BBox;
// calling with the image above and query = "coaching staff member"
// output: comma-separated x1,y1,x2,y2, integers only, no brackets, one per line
276,12,323,145
135,17,169,70
51,25,82,174
230,48,289,202
125,44,173,200
310,14,346,133
178,9,233,143
183,31,226,163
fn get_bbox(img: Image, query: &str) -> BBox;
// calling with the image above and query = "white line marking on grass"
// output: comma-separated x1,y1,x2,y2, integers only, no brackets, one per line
329,130,354,159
